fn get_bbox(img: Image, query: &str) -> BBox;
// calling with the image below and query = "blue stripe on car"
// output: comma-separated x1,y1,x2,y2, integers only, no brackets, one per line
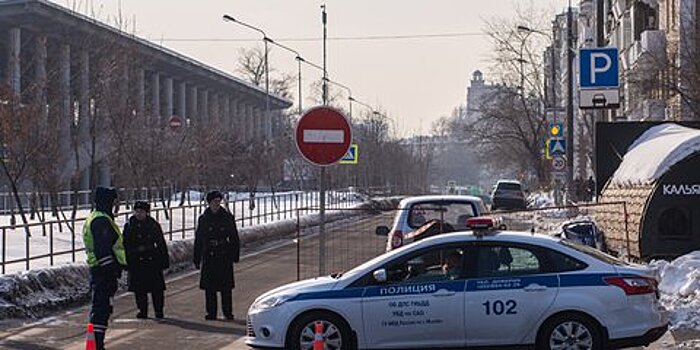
288,273,626,301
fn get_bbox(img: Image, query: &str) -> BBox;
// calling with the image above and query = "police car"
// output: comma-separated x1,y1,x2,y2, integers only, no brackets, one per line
246,217,668,350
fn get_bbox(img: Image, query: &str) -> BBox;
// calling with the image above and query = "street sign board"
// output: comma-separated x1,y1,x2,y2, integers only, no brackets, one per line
580,89,620,109
579,48,620,109
548,137,566,156
552,156,566,171
580,48,619,88
549,122,564,137
339,143,359,164
295,106,352,166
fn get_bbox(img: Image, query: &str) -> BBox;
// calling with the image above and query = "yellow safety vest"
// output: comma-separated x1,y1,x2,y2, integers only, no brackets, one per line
83,211,127,268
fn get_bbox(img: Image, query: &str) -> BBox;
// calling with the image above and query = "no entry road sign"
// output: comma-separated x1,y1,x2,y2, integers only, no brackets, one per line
295,106,352,166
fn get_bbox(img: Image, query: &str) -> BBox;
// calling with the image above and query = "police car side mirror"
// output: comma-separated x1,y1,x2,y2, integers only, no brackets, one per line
373,268,387,283
375,226,390,236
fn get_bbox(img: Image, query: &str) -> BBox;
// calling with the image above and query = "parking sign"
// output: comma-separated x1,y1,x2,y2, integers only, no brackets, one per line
580,48,619,88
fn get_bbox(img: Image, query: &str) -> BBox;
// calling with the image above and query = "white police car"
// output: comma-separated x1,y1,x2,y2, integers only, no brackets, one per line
246,217,668,350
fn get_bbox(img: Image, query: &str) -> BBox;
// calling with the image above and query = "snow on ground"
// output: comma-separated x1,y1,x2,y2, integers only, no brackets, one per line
650,251,700,332
527,191,555,208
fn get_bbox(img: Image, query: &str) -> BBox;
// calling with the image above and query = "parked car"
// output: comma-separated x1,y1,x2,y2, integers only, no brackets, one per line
491,180,527,210
246,217,668,350
375,195,487,251
559,220,606,251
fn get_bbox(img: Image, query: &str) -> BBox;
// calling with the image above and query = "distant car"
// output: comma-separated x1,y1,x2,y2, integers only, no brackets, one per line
375,195,487,251
245,217,668,350
491,180,527,210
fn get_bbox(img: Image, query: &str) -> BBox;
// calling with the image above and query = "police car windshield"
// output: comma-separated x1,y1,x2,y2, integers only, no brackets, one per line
559,239,627,266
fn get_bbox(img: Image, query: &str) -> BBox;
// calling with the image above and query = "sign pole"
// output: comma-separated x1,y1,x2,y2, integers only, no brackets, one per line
319,3,328,277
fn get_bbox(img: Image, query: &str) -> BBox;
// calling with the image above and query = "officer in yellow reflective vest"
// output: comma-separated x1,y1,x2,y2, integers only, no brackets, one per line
83,187,126,350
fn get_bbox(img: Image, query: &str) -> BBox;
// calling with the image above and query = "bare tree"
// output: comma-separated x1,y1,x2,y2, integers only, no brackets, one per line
444,6,551,187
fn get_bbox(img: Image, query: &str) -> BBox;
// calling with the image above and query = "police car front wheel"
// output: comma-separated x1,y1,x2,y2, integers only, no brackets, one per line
286,311,355,350
537,313,603,350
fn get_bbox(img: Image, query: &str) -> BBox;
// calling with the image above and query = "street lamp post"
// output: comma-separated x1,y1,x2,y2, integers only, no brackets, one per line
223,14,270,138
265,38,304,117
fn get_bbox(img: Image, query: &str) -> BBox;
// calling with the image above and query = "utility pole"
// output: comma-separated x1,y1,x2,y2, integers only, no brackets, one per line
319,3,327,277
566,0,575,200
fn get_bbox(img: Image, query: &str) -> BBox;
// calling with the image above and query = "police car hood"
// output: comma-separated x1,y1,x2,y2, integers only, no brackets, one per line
256,276,339,300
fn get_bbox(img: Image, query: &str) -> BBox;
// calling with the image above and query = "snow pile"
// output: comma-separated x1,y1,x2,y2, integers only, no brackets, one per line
611,123,700,186
528,191,555,208
650,251,700,331
0,197,402,320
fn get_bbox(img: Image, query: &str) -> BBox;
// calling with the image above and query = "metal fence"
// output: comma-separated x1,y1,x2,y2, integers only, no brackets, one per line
295,207,395,281
294,201,633,281
0,187,174,216
0,188,361,274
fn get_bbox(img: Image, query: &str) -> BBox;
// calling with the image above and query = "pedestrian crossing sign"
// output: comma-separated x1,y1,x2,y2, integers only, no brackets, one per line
548,138,566,156
339,143,358,164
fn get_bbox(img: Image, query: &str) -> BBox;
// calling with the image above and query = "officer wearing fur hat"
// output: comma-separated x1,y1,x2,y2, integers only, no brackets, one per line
194,191,240,320
83,186,126,350
123,201,170,319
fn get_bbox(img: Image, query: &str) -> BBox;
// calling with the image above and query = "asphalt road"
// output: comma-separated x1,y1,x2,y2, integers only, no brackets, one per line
0,212,691,350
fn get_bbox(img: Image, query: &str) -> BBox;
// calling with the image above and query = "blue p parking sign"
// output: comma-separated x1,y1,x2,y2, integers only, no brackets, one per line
579,48,619,88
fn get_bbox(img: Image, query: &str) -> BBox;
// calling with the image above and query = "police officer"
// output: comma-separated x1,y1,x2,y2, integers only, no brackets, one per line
83,186,126,350
123,201,170,319
193,191,240,320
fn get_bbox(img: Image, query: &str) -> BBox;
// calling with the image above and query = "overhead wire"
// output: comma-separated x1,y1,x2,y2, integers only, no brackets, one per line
154,31,486,43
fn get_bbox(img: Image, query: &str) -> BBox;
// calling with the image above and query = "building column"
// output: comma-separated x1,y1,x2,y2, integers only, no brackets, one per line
8,27,21,98
210,93,219,125
263,109,272,139
34,35,48,125
151,72,160,123
246,104,254,142
178,81,187,119
79,50,90,191
164,76,173,120
254,106,262,140
223,96,230,129
202,89,209,124
136,69,145,117
58,44,71,176
189,85,198,126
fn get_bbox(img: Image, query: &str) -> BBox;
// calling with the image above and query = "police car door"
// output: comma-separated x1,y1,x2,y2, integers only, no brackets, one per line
464,242,559,346
361,245,466,348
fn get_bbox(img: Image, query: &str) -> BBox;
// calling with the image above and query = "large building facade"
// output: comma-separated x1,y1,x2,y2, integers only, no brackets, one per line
0,0,291,191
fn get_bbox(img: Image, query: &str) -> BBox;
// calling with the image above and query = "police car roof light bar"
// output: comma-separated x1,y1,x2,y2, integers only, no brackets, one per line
466,216,504,237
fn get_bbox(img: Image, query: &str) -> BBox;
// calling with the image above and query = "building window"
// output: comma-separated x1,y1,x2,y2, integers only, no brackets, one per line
658,207,690,237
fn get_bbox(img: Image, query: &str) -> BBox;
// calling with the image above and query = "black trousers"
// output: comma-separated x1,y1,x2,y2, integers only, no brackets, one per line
205,289,232,317
89,268,117,350
134,290,164,315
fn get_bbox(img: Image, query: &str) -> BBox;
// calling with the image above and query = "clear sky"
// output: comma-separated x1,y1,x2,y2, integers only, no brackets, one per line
59,0,568,136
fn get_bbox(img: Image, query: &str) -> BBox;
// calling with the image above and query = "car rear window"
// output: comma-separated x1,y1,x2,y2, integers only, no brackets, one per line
497,183,522,191
559,239,627,266
408,201,477,230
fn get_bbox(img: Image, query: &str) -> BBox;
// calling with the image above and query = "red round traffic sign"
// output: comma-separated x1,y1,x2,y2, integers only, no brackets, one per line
168,115,183,129
295,106,352,166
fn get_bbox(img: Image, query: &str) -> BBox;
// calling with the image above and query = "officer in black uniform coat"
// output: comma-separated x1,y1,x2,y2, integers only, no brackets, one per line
123,201,170,319
194,191,240,320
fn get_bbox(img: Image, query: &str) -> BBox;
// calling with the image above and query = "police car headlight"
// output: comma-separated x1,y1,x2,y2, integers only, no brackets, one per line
251,294,295,311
